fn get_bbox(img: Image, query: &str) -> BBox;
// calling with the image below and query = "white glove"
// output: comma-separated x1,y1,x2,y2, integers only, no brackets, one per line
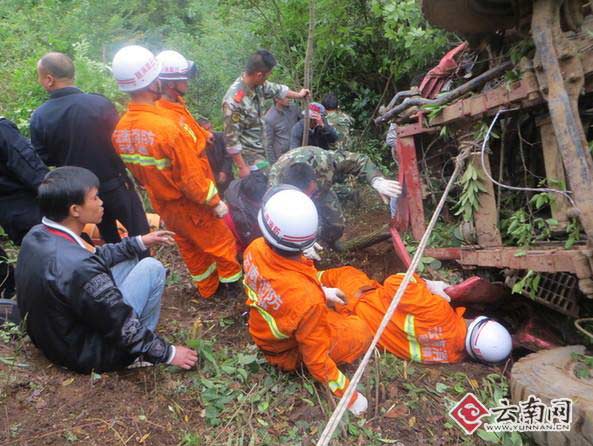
303,242,323,261
348,392,368,417
213,201,229,218
322,287,346,305
371,177,402,204
425,280,451,302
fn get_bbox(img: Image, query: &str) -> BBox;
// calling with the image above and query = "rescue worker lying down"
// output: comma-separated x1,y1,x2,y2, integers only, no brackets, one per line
319,268,513,364
243,186,373,416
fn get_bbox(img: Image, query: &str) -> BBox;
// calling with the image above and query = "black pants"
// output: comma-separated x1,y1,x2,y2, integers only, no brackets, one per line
0,195,43,245
98,178,149,245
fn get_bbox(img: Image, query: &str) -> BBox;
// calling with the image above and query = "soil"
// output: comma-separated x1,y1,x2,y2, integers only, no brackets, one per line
0,191,501,446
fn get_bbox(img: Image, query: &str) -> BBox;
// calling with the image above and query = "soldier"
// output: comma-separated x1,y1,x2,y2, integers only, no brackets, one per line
269,146,401,251
222,49,309,178
322,93,354,152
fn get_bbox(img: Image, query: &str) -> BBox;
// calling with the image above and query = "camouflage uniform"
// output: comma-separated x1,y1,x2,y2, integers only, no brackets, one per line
222,76,288,170
269,146,382,246
326,110,354,152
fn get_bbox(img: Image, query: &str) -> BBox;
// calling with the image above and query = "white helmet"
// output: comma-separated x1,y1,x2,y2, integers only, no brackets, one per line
258,186,318,252
156,50,197,80
465,316,512,363
112,45,161,92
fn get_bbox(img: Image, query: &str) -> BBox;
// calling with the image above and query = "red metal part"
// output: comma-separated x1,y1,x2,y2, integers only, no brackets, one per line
445,276,507,304
389,226,411,268
424,247,461,260
419,42,469,99
393,136,426,240
513,315,563,352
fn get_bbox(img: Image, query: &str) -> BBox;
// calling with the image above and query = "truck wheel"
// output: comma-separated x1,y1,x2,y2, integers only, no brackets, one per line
510,345,593,445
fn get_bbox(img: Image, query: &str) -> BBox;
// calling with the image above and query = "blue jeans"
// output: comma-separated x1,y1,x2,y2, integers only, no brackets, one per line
111,258,165,331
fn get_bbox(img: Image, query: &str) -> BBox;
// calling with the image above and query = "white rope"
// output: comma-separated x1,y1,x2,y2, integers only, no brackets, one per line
480,108,576,207
316,145,471,446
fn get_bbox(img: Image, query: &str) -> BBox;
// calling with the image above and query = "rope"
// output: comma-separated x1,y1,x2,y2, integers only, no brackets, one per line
316,145,472,446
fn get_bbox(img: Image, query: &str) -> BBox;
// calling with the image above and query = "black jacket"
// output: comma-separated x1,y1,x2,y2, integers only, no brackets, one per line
225,178,262,249
289,118,338,150
16,224,171,373
0,118,48,201
30,87,128,190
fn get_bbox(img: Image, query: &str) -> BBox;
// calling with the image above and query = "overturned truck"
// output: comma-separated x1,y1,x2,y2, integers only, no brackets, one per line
376,2,593,442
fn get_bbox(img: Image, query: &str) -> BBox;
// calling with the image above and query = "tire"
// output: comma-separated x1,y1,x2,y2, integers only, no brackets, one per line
511,346,593,446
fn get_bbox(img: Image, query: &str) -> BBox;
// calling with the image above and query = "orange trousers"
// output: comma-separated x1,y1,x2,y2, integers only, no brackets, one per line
264,309,372,372
158,199,241,298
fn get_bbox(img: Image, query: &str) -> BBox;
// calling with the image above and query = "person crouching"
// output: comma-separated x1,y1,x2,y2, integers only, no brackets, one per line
16,166,198,372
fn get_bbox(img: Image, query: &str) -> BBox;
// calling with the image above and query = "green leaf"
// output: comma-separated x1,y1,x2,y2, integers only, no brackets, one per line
435,382,449,393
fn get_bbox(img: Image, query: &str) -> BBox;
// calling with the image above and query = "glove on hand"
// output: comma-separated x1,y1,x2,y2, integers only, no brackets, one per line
303,242,323,261
372,177,402,204
322,287,346,306
213,201,229,218
348,391,368,417
425,279,451,302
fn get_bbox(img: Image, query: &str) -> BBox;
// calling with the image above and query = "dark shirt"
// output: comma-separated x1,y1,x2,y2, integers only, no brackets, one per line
206,132,233,181
0,118,48,201
264,103,301,162
30,87,127,189
289,118,338,150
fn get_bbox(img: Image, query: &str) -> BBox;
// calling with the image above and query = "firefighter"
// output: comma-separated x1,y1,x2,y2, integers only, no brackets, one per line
318,267,512,364
243,187,372,416
111,45,242,299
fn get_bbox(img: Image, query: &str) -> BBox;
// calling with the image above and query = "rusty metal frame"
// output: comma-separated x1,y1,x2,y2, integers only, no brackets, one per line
387,1,593,301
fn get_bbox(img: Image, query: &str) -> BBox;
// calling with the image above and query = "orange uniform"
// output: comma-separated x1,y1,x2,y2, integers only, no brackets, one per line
243,238,372,397
319,267,468,363
112,103,241,298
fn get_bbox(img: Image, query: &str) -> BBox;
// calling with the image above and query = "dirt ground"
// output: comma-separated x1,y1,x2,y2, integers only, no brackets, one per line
0,190,507,446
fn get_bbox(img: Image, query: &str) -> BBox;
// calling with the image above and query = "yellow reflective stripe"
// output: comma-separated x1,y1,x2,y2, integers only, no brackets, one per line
244,282,289,340
328,371,347,393
404,314,422,362
191,263,217,283
219,270,242,283
206,181,218,202
120,153,171,170
316,271,325,282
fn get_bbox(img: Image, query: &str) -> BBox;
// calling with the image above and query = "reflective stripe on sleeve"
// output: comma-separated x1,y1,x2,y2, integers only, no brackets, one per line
206,181,218,202
403,314,422,362
328,371,347,394
244,282,289,340
120,153,171,170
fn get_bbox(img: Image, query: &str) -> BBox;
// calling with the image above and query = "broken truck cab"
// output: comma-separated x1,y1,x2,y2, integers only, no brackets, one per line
376,0,593,318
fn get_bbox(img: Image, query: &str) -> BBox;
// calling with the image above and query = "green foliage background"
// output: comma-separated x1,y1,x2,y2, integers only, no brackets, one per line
0,0,450,139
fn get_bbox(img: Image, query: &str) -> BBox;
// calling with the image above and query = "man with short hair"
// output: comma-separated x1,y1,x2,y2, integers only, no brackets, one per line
16,166,198,373
264,96,301,163
111,45,242,299
321,93,354,152
269,146,401,249
222,49,309,178
30,52,149,246
0,117,48,245
289,102,338,150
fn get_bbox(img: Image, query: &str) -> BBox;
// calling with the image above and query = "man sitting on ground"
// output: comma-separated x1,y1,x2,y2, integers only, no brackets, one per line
16,166,198,373
243,187,372,416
